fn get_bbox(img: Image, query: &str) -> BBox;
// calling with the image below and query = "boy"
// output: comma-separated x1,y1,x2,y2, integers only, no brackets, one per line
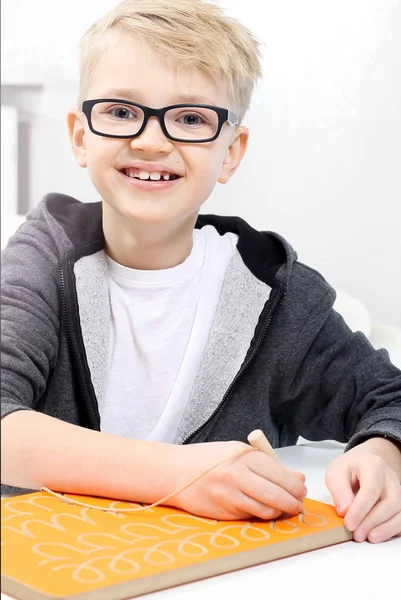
1,0,401,544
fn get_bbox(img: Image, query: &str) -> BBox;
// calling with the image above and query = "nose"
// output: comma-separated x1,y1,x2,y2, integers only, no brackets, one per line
129,116,173,154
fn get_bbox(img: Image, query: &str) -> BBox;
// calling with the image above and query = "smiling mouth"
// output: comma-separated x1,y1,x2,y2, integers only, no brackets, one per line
120,168,181,182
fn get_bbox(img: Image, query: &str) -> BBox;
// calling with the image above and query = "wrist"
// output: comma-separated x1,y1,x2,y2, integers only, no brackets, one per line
121,439,185,505
350,436,401,481
149,442,185,500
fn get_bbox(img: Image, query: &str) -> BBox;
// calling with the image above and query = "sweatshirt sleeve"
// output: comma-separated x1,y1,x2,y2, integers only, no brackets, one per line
1,211,61,420
273,299,401,450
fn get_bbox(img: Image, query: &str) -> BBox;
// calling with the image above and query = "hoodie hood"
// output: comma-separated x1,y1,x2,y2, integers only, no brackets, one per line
40,193,297,289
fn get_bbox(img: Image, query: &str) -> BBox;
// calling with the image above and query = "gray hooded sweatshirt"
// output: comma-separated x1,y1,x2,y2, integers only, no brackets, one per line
1,193,400,495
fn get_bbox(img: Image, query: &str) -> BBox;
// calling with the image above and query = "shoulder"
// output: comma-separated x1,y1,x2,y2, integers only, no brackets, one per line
1,198,60,276
281,260,337,328
290,260,335,299
2,193,103,265
263,258,338,355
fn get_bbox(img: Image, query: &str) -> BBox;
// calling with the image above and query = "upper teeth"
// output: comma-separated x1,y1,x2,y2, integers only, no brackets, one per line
131,171,171,181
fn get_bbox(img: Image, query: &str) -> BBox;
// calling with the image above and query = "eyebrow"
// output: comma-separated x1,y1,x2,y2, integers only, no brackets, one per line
175,94,216,105
95,88,216,106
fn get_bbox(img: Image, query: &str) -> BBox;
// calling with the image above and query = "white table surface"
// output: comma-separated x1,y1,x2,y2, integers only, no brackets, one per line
2,441,400,600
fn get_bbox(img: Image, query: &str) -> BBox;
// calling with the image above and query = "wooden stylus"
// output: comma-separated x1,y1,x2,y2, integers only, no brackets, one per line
247,429,305,514
247,429,279,461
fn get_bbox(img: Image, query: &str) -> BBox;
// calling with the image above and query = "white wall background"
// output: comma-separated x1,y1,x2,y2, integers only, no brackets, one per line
2,0,401,327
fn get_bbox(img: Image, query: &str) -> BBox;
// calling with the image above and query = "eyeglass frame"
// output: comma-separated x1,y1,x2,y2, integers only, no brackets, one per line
81,98,239,143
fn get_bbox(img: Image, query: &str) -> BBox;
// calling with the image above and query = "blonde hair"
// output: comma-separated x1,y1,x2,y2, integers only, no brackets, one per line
78,0,263,121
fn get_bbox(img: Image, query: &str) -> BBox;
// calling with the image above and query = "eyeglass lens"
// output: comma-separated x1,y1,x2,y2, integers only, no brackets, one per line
90,101,219,140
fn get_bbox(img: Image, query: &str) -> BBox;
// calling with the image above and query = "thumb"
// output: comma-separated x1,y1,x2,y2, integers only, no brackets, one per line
325,463,355,516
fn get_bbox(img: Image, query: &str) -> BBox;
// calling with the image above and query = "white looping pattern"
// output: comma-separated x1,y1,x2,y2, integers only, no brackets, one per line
31,521,271,582
270,519,299,534
2,494,331,586
299,510,328,527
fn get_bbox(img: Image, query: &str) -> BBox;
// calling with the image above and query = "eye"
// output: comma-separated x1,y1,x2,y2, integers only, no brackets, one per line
109,106,137,120
179,112,205,127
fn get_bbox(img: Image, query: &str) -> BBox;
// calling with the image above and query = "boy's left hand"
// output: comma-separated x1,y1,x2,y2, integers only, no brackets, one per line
325,444,401,543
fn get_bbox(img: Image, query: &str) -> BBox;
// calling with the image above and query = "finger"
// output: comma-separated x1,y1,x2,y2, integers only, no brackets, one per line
353,479,401,542
288,468,306,484
247,453,307,501
367,510,401,544
233,490,283,521
208,487,283,521
325,464,355,516
240,469,304,515
343,469,384,532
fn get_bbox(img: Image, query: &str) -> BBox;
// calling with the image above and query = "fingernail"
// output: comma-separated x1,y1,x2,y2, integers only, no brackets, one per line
345,518,355,530
369,531,382,543
354,529,366,542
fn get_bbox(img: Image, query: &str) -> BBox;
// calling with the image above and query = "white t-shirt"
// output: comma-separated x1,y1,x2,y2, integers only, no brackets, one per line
100,225,238,442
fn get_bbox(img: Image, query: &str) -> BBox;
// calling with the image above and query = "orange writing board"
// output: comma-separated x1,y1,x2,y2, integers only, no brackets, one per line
1,492,352,600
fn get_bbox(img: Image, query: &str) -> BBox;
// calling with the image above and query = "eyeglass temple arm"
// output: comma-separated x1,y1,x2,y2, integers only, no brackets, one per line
228,111,239,126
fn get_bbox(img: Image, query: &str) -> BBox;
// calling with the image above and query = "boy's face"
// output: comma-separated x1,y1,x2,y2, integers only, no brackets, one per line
68,34,248,233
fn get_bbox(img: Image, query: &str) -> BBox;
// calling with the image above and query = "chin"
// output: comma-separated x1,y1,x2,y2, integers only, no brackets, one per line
121,203,184,226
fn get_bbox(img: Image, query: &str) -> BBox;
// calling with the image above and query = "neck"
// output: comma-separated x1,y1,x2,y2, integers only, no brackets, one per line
103,210,197,270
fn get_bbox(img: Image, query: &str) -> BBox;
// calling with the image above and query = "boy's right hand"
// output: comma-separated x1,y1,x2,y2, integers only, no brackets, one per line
171,441,307,520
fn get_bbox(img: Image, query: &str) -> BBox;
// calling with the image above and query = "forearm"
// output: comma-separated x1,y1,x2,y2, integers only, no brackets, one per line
350,436,401,481
1,410,182,502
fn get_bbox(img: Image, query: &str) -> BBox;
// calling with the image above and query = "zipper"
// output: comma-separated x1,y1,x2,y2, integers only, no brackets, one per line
182,285,287,445
59,258,100,430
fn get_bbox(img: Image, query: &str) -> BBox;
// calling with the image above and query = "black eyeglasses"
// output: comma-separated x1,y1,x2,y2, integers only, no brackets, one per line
81,99,239,143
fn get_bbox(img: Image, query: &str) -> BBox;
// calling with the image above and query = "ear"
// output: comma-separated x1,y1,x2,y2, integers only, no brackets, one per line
218,125,249,184
67,108,87,168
